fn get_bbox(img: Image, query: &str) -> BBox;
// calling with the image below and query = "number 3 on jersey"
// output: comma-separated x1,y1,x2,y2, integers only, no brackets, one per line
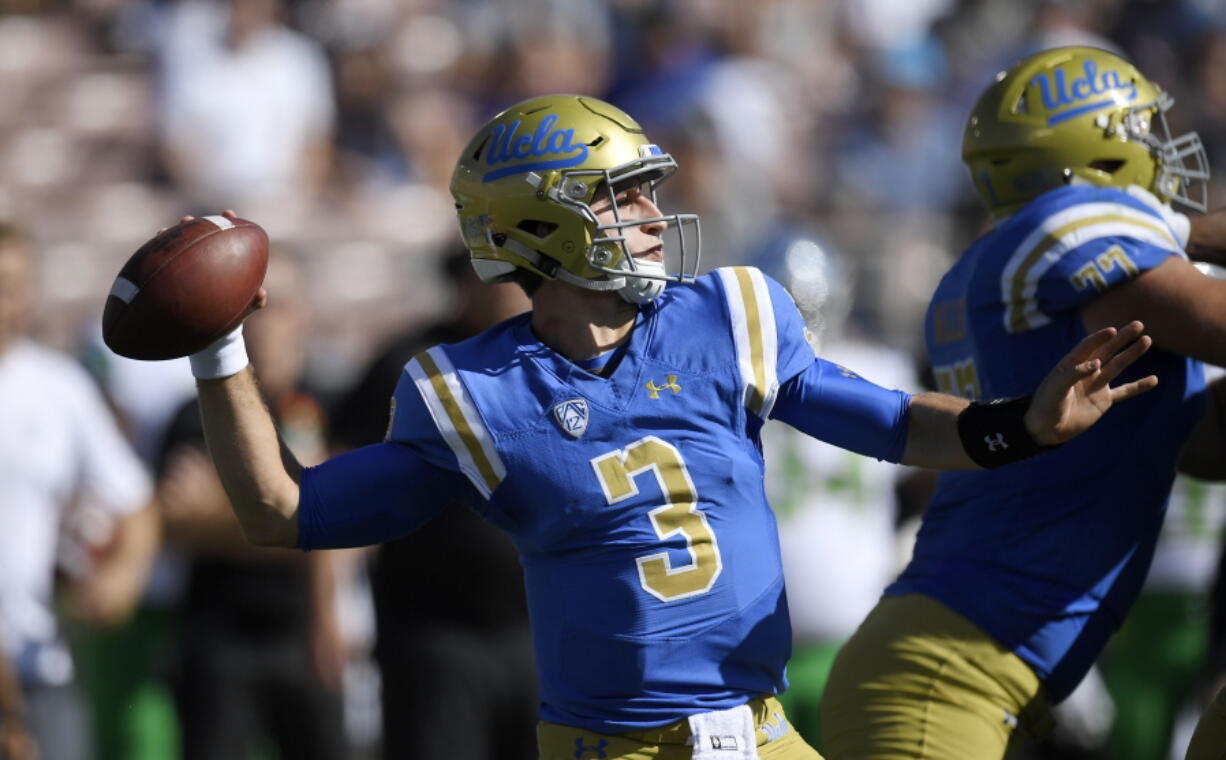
591,437,723,602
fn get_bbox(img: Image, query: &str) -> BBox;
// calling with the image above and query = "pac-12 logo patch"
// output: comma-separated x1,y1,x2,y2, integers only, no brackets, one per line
553,398,589,438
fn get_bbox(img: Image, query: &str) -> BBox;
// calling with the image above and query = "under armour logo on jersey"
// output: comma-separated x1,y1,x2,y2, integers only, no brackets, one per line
573,737,608,759
984,432,1008,451
553,398,590,438
836,364,858,379
645,374,681,399
709,735,739,750
761,712,790,743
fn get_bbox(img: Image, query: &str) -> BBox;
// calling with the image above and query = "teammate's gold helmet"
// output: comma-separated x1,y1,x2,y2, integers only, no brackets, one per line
450,95,700,304
963,46,1209,217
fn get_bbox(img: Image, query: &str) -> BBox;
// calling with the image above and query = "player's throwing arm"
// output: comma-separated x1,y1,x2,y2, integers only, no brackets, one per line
104,210,299,547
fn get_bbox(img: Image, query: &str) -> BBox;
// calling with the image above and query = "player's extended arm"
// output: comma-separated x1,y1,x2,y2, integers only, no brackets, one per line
901,322,1157,469
197,363,302,548
1185,208,1226,267
1081,256,1226,475
198,362,468,550
1081,256,1226,365
771,323,1154,470
134,208,301,548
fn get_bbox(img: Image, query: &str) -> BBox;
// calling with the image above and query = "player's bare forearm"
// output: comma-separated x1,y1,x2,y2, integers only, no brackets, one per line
1187,210,1226,266
902,324,1156,471
900,392,975,469
197,367,301,547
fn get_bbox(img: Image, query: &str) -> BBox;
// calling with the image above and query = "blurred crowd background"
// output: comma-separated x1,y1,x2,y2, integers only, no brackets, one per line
3,0,1226,759
3,0,1223,365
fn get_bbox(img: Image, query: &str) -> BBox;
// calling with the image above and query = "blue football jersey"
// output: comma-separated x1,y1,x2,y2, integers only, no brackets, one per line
298,266,912,732
887,185,1206,702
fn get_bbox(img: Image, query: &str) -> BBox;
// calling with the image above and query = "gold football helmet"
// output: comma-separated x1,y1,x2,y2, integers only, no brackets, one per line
963,46,1208,217
450,95,700,304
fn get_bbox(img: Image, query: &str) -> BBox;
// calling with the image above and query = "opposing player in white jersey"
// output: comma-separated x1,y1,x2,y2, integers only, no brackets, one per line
821,46,1226,760
172,95,1155,759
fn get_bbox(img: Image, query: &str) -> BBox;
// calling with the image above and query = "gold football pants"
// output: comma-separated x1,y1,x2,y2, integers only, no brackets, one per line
821,593,1053,760
538,695,822,759
1185,685,1226,760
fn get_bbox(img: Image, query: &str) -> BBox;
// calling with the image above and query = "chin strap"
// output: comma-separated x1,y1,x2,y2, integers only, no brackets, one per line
500,237,631,292
617,259,667,304
557,268,625,291
498,236,669,303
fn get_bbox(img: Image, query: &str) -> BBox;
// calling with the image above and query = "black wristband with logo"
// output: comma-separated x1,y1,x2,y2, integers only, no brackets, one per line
956,396,1060,468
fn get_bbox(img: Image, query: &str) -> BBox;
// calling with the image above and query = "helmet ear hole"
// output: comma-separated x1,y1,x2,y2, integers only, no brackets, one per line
1088,160,1125,174
516,220,559,239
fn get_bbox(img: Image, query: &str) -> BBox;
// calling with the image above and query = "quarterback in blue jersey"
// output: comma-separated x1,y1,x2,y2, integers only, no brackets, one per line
175,95,1156,760
822,47,1226,760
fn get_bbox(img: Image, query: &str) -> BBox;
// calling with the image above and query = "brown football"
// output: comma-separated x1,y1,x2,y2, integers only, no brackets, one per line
102,215,269,360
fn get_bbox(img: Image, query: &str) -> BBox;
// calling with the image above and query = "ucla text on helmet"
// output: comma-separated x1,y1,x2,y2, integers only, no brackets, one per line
482,115,589,182
1028,59,1137,126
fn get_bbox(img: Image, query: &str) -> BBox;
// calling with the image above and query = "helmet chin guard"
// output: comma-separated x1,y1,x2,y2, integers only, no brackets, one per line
615,258,667,305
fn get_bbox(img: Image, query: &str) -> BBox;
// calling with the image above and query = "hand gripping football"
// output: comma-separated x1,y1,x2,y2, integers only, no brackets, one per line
103,214,269,360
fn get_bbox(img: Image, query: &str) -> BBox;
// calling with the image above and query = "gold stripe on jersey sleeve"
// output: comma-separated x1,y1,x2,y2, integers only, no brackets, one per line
733,267,768,415
415,350,502,494
1007,214,1176,333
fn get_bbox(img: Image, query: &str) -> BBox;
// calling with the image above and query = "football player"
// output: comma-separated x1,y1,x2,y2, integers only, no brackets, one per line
821,46,1226,760
180,95,1154,759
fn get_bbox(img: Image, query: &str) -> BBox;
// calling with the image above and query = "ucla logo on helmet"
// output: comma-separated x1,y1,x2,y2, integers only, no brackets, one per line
1029,59,1138,126
483,114,589,182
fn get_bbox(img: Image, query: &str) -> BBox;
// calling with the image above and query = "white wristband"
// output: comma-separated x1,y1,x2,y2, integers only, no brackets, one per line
189,325,250,379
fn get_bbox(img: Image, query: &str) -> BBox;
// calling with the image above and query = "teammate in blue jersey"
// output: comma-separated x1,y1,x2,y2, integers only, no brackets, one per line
821,47,1226,760
172,95,1156,760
